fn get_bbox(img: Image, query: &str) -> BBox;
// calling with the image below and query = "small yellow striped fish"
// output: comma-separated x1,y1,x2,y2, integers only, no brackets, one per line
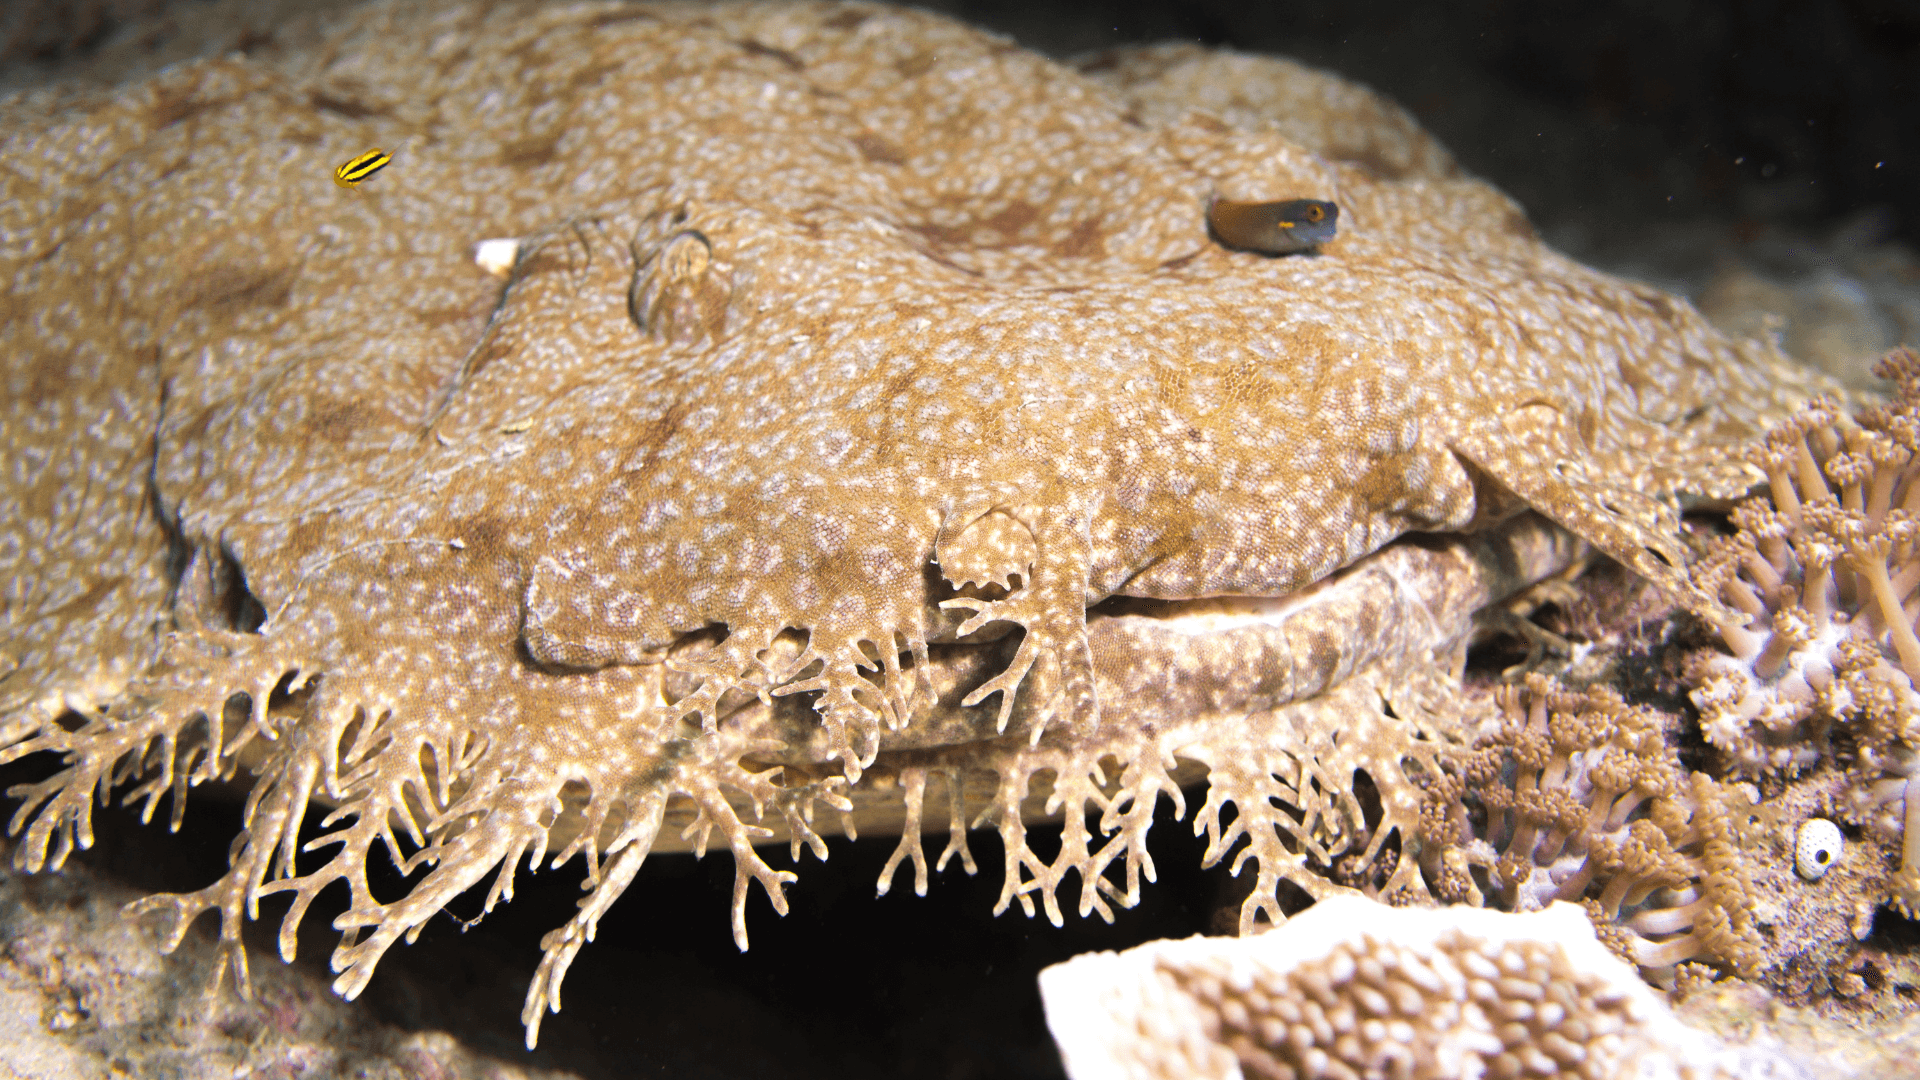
333,148,391,188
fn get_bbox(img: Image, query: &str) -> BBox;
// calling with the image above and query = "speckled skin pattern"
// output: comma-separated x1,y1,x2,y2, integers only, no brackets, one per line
0,0,1832,1045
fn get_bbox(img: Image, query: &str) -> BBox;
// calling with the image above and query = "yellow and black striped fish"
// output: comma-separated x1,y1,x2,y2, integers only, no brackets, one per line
333,148,391,189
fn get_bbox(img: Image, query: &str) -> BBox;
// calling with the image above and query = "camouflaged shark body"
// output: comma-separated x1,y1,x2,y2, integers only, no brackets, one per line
0,1,1829,1045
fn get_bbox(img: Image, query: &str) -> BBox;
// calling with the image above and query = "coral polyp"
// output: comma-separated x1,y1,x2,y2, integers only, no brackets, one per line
1418,675,1766,979
1686,346,1920,914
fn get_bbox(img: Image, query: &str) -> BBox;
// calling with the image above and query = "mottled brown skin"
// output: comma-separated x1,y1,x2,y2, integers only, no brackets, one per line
1207,197,1339,254
0,0,1832,1047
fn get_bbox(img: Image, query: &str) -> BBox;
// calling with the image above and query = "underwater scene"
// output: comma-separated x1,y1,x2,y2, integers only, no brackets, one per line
2,1,1916,1077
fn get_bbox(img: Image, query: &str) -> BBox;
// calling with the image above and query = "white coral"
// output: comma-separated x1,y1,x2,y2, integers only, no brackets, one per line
1685,346,1920,913
1038,895,1806,1080
1688,349,1920,773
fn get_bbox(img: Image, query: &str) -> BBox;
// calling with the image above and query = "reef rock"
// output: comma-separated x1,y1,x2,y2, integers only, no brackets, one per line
0,838,579,1080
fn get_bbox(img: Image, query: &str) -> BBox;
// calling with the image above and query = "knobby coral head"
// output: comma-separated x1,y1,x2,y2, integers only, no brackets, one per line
0,0,1828,1045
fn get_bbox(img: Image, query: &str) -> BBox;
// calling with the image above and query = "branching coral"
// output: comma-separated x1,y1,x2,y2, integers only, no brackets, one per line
1684,345,1920,913
1038,895,1796,1080
1418,675,1766,980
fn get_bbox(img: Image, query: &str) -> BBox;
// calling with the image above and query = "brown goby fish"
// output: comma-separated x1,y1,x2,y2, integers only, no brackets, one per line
1207,196,1339,254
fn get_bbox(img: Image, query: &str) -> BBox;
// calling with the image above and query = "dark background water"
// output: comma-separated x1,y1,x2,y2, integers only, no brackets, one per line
6,0,1916,245
930,0,1920,249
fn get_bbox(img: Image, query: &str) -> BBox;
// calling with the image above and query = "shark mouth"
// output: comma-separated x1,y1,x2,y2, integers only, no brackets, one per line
645,510,1587,850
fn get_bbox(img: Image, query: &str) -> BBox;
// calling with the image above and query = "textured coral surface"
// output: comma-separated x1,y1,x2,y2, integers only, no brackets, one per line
0,0,1835,1046
1419,675,1769,981
1039,895,1805,1080
1687,349,1920,914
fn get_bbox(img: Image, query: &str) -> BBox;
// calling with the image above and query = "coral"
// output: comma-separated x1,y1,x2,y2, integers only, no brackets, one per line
1419,675,1767,980
1684,345,1920,914
0,0,1829,1045
1037,894,1804,1080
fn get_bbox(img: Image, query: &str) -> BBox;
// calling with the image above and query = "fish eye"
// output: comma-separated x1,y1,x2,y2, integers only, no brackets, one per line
1303,204,1324,222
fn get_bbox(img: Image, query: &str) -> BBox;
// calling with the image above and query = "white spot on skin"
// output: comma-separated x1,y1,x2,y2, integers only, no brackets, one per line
474,238,519,276
1795,818,1842,881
